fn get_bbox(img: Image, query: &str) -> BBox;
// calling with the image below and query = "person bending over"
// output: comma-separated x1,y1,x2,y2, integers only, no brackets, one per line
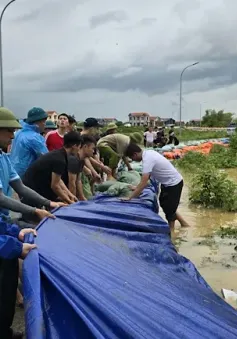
123,143,189,229
97,132,143,179
22,131,82,205
67,135,98,201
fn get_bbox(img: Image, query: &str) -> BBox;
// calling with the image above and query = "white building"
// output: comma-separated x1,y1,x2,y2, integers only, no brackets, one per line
47,111,58,123
128,112,157,127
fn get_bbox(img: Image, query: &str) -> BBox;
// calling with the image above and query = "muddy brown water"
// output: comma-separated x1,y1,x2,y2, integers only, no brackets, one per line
166,169,237,298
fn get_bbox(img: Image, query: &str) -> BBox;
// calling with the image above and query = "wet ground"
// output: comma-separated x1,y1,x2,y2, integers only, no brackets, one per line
14,170,237,334
170,169,237,298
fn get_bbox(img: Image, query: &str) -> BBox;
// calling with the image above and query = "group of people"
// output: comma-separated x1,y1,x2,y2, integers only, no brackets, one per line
0,106,187,338
144,126,179,148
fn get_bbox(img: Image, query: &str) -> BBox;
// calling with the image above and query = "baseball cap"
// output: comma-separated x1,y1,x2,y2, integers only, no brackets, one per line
84,118,102,128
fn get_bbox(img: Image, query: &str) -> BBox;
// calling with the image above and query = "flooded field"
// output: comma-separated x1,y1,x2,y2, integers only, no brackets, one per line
169,170,237,296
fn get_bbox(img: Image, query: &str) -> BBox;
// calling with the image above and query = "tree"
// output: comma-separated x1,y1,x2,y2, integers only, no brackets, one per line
116,121,124,127
202,109,234,127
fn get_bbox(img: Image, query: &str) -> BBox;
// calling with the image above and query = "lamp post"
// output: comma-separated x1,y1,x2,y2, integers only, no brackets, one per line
0,0,16,107
179,62,199,133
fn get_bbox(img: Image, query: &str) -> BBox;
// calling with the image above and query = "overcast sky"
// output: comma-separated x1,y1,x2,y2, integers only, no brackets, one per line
1,0,237,121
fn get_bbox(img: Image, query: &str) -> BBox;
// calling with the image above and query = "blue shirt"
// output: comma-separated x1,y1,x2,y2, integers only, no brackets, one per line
0,219,22,259
0,151,20,220
10,123,48,178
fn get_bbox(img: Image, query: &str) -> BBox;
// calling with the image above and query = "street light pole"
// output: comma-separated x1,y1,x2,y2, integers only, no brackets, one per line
0,0,16,107
179,62,199,133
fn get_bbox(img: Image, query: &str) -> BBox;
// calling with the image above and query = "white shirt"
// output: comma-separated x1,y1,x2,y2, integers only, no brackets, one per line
144,131,156,143
142,150,182,187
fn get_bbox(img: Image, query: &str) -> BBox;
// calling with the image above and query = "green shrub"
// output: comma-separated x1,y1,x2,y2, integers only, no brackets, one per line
229,133,237,152
189,166,237,211
209,144,226,154
174,152,207,171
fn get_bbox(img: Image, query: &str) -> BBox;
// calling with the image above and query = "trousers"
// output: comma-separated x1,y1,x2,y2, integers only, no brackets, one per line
0,257,19,338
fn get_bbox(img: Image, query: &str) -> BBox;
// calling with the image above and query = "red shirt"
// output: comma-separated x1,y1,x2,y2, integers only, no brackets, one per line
45,130,64,151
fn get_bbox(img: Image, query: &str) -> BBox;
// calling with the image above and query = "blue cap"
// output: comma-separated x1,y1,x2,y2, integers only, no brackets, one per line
25,107,48,123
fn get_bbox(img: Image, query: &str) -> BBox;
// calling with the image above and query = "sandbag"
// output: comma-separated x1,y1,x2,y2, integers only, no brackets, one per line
95,180,117,192
118,170,141,185
107,182,132,197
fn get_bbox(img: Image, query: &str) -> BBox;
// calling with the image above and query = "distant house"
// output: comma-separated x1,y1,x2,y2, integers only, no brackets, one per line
128,112,158,127
189,119,201,126
160,118,176,126
47,111,58,123
97,118,118,126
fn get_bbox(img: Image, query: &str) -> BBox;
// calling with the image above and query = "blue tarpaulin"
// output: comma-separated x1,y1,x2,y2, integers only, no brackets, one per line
23,185,237,339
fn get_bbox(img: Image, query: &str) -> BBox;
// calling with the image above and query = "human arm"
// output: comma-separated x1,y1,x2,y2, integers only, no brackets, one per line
84,158,101,181
125,173,150,200
51,173,76,204
10,179,51,209
0,221,36,259
122,156,132,171
89,157,112,175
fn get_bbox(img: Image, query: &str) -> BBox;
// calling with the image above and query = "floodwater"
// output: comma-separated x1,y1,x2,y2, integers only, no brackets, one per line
168,170,237,298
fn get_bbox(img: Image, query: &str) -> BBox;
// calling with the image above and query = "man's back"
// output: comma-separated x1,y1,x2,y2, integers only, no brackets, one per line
10,124,48,178
142,150,182,186
23,148,68,201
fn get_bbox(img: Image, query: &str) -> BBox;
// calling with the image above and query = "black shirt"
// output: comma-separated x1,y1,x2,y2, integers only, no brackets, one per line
23,148,69,201
66,155,85,178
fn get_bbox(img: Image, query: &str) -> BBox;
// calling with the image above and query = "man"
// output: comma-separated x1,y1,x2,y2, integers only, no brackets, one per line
10,107,48,178
68,135,96,201
97,132,143,179
0,108,63,339
144,127,156,148
100,123,118,138
23,131,82,204
43,119,57,136
124,143,189,228
68,115,77,132
45,113,69,151
0,108,61,224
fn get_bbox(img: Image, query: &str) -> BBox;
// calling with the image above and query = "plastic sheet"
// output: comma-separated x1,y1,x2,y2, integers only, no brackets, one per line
23,185,237,339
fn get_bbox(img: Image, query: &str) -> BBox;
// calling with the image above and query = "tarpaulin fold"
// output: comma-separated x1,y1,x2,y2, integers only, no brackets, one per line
23,185,237,339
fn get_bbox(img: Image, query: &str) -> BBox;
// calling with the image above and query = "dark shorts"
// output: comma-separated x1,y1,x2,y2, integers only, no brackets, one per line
159,180,183,222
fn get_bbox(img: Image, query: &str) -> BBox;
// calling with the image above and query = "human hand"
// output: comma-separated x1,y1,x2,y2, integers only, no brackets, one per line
35,208,55,220
84,167,92,178
21,243,37,259
50,201,68,209
128,185,136,191
120,197,131,201
18,228,37,242
102,165,112,175
92,171,102,183
68,193,78,202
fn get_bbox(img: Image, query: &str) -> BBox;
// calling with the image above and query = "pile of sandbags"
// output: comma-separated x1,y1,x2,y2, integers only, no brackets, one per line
95,170,141,197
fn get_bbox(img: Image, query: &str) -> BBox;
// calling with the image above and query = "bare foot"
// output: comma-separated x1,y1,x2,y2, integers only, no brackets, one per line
16,288,24,308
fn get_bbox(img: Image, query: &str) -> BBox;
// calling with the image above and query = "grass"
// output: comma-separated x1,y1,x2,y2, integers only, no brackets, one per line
115,126,228,142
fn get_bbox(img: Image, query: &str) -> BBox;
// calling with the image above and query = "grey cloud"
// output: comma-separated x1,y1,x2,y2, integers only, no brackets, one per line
14,9,41,22
90,10,128,29
139,18,157,26
36,54,237,97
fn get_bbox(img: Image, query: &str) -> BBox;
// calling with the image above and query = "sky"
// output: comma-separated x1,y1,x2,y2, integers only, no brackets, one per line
1,0,237,121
